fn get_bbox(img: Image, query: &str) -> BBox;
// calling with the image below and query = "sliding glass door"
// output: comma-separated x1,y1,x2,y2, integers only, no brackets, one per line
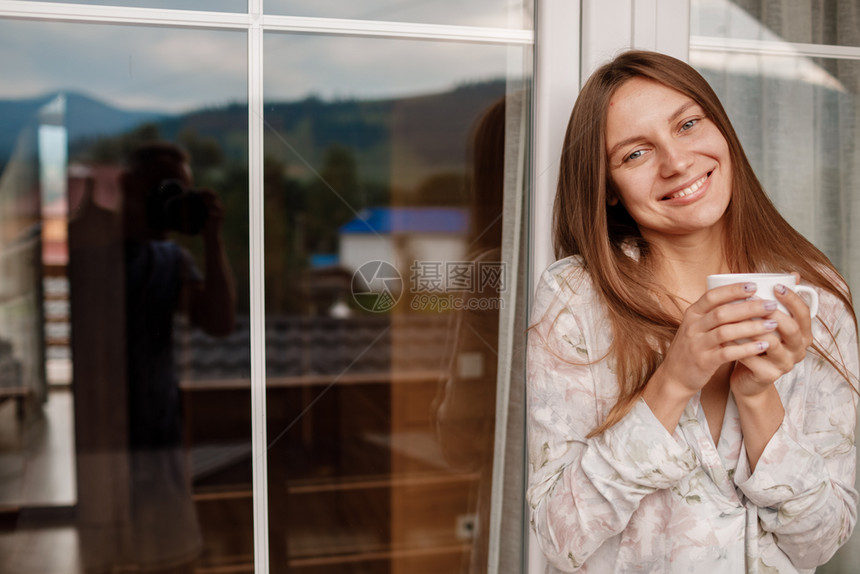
0,2,534,572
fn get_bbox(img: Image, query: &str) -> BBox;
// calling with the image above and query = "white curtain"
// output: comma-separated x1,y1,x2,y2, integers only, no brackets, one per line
487,79,532,574
692,0,860,291
692,1,860,572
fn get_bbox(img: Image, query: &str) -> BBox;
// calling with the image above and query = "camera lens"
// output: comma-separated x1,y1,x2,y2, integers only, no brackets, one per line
147,180,209,235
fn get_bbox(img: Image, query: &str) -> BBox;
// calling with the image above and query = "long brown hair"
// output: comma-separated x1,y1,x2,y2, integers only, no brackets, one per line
552,50,856,436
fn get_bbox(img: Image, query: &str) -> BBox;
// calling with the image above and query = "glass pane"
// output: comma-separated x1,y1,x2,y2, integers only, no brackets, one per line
691,44,860,573
0,19,252,573
263,33,531,573
266,0,533,29
691,0,860,47
691,51,860,292
21,0,246,12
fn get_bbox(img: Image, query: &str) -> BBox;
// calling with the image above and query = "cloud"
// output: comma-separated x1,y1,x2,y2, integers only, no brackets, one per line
0,20,247,113
264,34,517,102
0,16,525,114
265,0,531,29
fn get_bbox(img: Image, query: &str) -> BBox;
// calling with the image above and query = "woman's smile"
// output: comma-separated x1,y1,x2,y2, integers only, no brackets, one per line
661,171,711,202
605,77,732,242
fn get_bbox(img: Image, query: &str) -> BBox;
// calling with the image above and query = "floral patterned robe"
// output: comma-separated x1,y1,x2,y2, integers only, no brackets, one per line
527,257,859,573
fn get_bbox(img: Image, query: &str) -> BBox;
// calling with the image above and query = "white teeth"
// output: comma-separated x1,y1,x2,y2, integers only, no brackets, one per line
668,174,708,200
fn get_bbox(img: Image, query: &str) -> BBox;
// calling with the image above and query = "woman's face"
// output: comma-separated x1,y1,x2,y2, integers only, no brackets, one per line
604,77,732,245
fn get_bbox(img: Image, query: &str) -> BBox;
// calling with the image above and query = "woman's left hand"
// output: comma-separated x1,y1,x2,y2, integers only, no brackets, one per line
730,280,815,398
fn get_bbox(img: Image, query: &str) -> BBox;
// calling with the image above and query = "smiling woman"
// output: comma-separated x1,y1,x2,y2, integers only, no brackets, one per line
604,77,732,244
528,50,860,574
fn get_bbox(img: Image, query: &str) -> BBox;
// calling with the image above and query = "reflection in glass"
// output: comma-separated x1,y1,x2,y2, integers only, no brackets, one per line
692,51,860,292
0,19,251,573
691,5,860,568
691,0,859,47
266,0,533,28
22,0,245,12
263,32,530,573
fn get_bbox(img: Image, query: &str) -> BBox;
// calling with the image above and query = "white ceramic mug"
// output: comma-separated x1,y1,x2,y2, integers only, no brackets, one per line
706,273,819,319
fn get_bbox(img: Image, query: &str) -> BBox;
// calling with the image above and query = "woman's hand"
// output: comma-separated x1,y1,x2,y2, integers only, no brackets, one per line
657,282,781,395
729,280,814,470
730,281,815,398
643,282,781,432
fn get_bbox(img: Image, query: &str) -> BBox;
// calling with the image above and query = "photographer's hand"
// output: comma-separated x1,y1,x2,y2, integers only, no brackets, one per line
200,188,224,241
188,188,235,336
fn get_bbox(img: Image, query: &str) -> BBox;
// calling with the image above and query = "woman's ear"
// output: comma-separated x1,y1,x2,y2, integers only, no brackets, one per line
605,177,623,206
606,186,619,206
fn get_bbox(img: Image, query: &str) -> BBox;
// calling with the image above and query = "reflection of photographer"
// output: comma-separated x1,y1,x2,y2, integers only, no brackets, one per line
120,142,235,572
122,142,235,336
147,179,210,236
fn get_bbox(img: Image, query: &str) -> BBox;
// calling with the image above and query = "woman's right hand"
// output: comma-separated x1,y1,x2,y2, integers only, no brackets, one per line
643,282,779,429
660,281,780,393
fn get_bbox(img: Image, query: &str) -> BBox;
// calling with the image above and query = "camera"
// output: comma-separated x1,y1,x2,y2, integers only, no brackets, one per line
146,179,209,235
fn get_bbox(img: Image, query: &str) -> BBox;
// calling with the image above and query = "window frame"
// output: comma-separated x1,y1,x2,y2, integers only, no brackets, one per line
0,2,537,572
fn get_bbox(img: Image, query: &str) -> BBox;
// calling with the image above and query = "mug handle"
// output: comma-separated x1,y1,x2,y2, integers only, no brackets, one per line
795,285,819,319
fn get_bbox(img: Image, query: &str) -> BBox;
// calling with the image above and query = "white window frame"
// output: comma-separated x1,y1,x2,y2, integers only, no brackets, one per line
0,2,535,572
530,0,690,289
526,1,689,571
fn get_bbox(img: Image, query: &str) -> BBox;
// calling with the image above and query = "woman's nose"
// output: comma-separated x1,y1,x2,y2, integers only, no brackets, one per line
659,142,694,178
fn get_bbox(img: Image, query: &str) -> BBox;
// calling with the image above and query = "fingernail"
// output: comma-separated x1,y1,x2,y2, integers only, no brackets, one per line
758,341,769,352
763,300,778,312
743,282,757,292
764,320,778,330
775,284,788,295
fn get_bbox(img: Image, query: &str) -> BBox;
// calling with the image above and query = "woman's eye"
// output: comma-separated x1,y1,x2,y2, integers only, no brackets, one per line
680,118,698,131
625,150,644,162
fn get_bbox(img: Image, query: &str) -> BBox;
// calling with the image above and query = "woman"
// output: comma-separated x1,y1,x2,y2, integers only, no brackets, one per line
527,50,859,573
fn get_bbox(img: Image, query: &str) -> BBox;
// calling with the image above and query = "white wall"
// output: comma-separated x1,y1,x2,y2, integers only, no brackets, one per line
339,233,465,275
339,234,396,273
